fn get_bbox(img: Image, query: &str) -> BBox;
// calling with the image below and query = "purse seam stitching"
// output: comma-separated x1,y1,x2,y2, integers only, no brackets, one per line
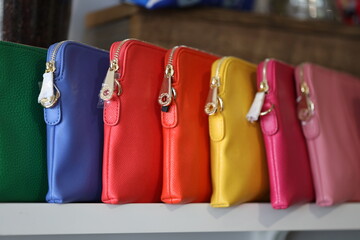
50,126,55,201
270,136,282,207
167,128,173,203
311,140,326,205
216,140,222,205
105,126,112,202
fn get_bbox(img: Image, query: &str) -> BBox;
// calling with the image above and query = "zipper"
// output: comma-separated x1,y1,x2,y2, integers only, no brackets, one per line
158,45,217,112
297,65,315,123
246,58,273,122
38,41,66,108
204,57,227,115
260,58,271,93
38,40,108,108
99,39,133,101
158,46,180,112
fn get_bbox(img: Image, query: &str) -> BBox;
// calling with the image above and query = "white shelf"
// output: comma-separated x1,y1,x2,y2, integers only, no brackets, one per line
0,203,360,236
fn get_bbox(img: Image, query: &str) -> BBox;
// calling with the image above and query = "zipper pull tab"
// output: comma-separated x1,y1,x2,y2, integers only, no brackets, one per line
247,59,273,122
297,66,314,124
158,64,174,112
205,77,222,115
100,59,119,101
38,61,60,108
246,81,269,123
297,81,314,123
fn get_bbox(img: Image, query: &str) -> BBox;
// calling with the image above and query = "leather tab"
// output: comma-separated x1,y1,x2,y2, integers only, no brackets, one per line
44,101,61,125
301,115,320,140
209,113,225,142
260,102,278,136
161,102,178,128
104,95,121,126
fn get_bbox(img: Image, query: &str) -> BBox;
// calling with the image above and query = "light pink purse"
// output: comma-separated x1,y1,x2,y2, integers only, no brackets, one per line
295,63,360,206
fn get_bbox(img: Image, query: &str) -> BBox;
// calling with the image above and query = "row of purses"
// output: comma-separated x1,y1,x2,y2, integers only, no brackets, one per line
0,40,359,208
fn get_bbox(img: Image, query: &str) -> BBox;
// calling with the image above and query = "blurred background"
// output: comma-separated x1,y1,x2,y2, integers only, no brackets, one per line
0,1,360,240
0,0,360,78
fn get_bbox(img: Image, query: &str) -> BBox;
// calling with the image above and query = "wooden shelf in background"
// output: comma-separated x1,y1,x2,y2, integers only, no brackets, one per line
86,5,360,78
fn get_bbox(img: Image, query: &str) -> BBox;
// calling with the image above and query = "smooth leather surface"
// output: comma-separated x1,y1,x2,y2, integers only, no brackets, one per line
0,41,48,202
102,40,166,204
259,59,314,209
295,63,360,206
209,57,269,207
161,47,218,204
45,41,108,203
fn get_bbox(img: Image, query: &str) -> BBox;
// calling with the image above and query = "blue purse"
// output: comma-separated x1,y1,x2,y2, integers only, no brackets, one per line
38,41,108,203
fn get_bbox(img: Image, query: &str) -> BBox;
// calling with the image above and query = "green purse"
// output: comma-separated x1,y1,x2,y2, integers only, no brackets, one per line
0,41,48,201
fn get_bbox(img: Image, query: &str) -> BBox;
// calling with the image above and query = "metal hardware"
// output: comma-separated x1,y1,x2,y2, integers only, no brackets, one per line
45,61,56,73
260,58,271,93
99,40,134,101
100,67,117,101
297,66,315,122
205,96,223,115
204,58,227,116
259,81,269,93
40,85,61,108
158,64,175,107
259,104,274,116
38,41,66,108
110,59,119,71
297,81,314,122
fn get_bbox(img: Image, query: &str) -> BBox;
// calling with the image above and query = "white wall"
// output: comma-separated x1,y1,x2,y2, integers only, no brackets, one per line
68,0,121,41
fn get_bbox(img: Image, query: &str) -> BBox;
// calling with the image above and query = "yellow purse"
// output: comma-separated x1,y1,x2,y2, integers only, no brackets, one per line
205,56,269,207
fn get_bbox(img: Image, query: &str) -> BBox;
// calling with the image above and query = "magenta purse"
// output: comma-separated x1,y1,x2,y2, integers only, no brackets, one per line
295,63,360,206
247,59,315,209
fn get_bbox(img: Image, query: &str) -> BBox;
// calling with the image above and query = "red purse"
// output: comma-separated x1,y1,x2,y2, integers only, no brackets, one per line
158,46,218,203
99,39,166,204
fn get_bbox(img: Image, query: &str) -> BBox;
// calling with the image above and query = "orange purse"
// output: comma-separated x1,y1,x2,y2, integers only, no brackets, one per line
158,46,219,203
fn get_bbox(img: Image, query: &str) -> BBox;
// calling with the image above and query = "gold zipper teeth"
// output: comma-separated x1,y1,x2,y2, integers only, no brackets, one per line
168,46,181,65
113,39,131,61
50,41,66,63
262,58,271,83
214,57,229,84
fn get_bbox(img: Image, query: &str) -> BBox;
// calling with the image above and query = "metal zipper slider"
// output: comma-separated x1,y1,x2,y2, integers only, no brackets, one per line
38,61,60,108
99,59,121,101
205,76,223,115
246,59,274,122
158,64,176,112
297,67,314,123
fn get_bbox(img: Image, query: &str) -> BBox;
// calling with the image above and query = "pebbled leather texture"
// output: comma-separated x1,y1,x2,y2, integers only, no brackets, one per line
102,40,166,204
295,63,360,206
259,59,315,209
0,41,48,202
45,41,108,203
209,57,269,207
161,47,218,204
